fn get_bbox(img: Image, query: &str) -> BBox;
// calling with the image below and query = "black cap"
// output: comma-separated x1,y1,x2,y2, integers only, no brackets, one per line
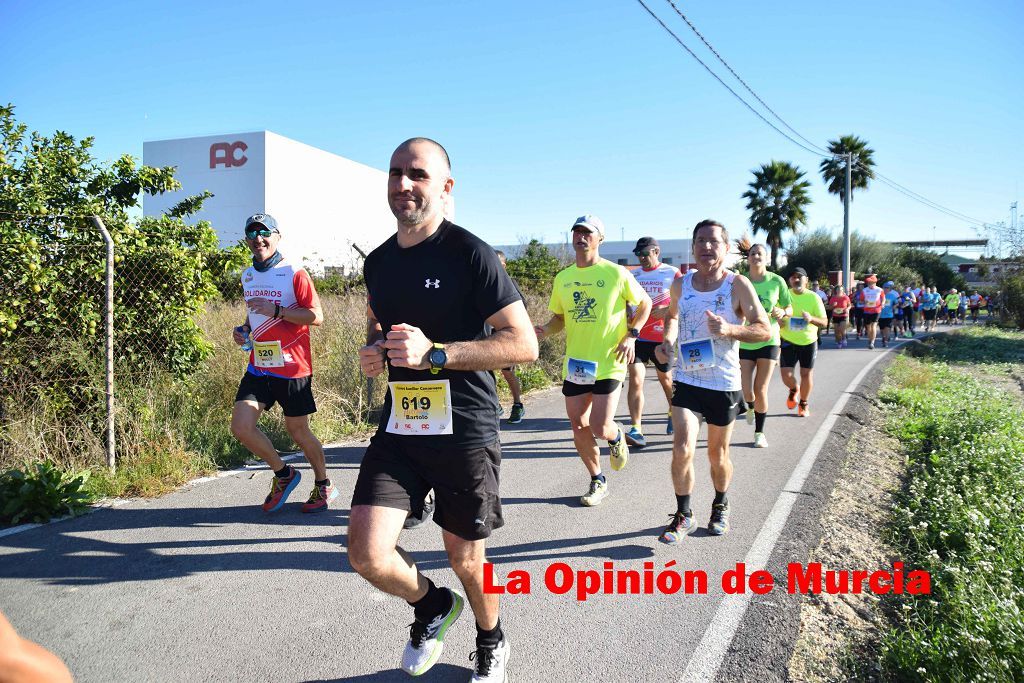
633,237,659,254
791,267,808,277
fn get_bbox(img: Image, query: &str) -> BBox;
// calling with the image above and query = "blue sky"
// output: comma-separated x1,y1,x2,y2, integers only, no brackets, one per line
3,0,1021,254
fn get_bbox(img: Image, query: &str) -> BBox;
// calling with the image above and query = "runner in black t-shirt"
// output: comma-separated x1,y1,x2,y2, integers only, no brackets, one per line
349,138,537,683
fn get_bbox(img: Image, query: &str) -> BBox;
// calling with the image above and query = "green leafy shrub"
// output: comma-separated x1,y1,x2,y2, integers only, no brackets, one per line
878,330,1024,681
0,461,94,526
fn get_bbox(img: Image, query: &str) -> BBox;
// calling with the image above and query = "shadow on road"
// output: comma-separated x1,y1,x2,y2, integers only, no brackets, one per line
310,662,469,682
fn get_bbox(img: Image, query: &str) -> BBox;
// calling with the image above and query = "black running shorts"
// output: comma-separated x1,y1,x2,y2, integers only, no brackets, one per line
739,345,780,362
562,379,621,396
631,340,669,372
780,341,817,370
878,317,893,330
235,372,316,417
671,382,742,427
923,309,936,321
351,433,503,541
862,312,879,324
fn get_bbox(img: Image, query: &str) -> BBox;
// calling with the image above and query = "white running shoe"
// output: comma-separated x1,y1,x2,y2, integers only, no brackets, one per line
580,479,609,507
753,432,769,448
401,588,465,676
745,407,755,425
471,639,510,682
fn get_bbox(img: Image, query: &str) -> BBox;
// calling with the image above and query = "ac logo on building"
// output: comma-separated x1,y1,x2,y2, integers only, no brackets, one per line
209,141,248,169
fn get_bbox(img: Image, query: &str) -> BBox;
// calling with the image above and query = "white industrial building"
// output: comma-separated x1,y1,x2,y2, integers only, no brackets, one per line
143,131,395,273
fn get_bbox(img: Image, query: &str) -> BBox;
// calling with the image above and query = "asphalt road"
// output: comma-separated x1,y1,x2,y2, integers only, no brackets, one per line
0,333,909,682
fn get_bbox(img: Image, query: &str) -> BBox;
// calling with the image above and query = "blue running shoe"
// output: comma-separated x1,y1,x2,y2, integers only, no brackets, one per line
624,426,646,448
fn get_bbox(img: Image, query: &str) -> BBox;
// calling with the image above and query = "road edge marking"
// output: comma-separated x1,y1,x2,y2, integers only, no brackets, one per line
681,339,913,682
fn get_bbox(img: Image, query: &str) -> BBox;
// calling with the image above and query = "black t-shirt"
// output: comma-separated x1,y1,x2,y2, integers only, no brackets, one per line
364,220,522,447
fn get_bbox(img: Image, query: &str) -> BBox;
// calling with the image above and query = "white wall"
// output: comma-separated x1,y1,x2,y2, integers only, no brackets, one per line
143,132,266,247
263,132,393,274
143,131,396,272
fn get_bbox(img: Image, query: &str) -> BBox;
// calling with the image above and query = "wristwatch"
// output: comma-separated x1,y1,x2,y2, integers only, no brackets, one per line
428,343,447,375
628,327,640,338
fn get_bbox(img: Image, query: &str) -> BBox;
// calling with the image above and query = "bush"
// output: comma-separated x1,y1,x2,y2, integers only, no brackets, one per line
878,331,1024,681
0,461,93,526
999,271,1024,329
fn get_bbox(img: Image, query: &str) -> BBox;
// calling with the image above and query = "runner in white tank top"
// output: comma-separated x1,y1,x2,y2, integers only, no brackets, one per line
654,220,771,544
672,270,742,391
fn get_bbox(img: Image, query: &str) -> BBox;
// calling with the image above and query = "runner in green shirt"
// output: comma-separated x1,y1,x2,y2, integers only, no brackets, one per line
536,214,651,507
738,243,791,448
780,268,828,418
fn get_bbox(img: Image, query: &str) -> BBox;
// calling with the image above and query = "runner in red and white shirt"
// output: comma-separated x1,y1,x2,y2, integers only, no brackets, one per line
626,237,682,446
828,286,852,348
857,274,884,349
229,213,334,514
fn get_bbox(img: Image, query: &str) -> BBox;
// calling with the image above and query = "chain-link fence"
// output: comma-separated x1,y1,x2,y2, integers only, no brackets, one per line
0,215,394,475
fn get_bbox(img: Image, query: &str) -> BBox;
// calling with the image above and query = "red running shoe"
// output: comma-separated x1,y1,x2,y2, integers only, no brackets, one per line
301,482,339,513
262,466,301,512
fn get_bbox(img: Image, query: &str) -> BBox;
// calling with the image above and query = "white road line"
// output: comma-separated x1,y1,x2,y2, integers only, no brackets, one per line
681,340,911,682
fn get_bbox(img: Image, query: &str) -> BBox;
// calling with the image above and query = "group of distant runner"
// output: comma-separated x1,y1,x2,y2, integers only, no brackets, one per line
217,137,994,683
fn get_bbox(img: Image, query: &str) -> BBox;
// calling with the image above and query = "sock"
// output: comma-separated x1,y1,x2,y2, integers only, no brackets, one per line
315,478,330,487
476,620,503,648
675,494,691,516
713,490,728,506
755,411,766,432
631,423,641,431
409,578,451,621
799,399,808,407
592,473,606,485
608,434,621,446
274,465,292,478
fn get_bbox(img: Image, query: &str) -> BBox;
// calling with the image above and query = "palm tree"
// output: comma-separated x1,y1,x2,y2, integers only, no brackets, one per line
819,134,876,203
742,161,812,270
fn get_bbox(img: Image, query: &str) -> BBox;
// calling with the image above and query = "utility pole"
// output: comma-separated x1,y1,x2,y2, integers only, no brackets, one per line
842,152,852,290
621,226,625,242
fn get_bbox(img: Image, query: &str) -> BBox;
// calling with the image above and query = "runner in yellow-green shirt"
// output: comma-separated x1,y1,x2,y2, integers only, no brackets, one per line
779,267,828,418
536,214,651,507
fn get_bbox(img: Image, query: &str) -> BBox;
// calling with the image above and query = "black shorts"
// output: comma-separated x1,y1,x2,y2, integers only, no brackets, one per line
739,345,780,362
351,433,503,541
671,382,742,427
852,308,864,321
923,309,937,320
562,379,621,396
235,372,316,417
631,340,669,372
832,315,848,324
879,317,893,330
780,341,817,370
862,312,879,324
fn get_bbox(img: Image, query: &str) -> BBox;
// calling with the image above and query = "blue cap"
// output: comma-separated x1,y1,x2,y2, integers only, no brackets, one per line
884,280,894,288
245,213,279,233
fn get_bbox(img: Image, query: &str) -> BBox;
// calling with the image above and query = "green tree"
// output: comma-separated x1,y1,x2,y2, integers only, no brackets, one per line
888,246,964,291
741,160,812,270
819,134,876,203
505,239,568,292
0,104,242,397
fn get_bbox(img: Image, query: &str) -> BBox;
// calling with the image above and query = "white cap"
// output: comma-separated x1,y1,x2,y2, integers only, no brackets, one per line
572,214,605,239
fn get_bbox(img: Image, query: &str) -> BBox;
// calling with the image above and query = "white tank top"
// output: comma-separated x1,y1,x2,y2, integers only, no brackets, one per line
673,270,742,391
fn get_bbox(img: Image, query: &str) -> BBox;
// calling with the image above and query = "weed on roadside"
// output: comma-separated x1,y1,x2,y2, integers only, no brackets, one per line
877,328,1024,682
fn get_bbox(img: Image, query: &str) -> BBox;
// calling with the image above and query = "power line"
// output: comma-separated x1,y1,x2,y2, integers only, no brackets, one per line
634,0,831,159
637,1,995,231
661,0,833,157
849,159,989,227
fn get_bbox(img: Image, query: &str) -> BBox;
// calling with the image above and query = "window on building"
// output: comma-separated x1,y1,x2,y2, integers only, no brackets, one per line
617,258,628,265
663,257,673,264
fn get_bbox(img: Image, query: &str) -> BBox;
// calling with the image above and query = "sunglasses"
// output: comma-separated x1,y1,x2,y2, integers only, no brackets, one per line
636,250,655,257
245,228,276,239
